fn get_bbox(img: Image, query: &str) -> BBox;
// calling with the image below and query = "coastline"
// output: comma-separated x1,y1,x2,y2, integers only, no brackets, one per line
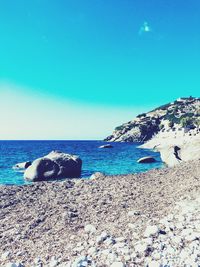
1,159,200,266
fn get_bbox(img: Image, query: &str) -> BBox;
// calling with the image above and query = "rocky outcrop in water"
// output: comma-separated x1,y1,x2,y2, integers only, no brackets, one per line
105,97,200,143
12,161,32,170
137,156,156,164
24,151,82,181
99,144,113,148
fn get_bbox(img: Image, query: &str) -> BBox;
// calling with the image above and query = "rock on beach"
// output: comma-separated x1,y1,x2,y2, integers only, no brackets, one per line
24,151,82,181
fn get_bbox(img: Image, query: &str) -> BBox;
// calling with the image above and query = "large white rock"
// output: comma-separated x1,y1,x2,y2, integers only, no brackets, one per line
24,151,82,181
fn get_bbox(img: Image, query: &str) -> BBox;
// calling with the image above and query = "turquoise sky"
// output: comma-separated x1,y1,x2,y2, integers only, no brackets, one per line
0,0,199,139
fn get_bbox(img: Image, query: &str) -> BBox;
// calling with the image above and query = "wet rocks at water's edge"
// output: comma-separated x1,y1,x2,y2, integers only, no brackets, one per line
137,156,156,164
90,172,105,180
12,161,32,170
4,196,200,266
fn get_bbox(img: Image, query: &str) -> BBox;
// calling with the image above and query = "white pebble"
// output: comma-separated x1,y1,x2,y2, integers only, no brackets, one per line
84,224,96,234
147,260,160,267
128,223,135,229
144,225,159,237
110,262,125,267
87,247,97,255
1,251,10,260
134,241,147,254
128,210,140,217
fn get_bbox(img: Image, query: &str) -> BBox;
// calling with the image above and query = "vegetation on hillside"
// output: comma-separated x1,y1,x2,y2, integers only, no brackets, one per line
105,97,200,142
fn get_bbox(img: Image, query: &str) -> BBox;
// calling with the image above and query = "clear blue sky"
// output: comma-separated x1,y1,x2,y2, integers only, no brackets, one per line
0,0,199,139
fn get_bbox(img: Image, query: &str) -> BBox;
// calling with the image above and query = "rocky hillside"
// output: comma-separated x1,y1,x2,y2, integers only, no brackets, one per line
105,97,200,142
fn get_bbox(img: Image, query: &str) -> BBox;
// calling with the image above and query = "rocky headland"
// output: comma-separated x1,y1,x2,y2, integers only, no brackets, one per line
105,97,200,166
1,159,200,266
105,97,200,143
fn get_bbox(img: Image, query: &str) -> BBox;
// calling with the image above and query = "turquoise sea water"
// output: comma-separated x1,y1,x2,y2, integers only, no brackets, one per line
0,140,163,185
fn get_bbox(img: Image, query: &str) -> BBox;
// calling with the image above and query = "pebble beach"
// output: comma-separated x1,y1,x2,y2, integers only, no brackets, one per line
1,159,200,266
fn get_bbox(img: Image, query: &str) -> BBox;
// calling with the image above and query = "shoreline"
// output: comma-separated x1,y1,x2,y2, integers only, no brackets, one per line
0,140,162,186
1,159,200,266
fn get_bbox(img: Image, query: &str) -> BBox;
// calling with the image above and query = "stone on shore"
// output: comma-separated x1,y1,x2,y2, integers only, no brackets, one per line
137,156,156,164
90,172,104,180
24,151,82,181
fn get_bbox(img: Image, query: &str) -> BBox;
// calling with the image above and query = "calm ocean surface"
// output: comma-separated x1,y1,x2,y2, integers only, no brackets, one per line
0,140,163,185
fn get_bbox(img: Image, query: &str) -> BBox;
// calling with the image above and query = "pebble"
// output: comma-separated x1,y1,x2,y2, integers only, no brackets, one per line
87,246,97,255
5,263,23,267
146,260,160,267
104,237,115,246
110,262,125,267
144,225,159,237
115,237,126,243
127,210,140,217
127,223,135,229
1,251,10,260
49,256,59,267
84,224,96,234
134,241,148,254
96,231,109,244
6,195,200,267
74,246,85,252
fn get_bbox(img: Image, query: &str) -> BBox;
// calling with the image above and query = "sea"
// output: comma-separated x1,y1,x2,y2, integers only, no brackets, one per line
0,140,163,185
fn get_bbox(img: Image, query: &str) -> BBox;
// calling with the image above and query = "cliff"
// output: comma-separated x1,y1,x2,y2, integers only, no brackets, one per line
104,97,200,142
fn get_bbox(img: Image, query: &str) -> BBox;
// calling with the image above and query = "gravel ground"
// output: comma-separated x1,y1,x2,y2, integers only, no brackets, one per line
1,160,200,266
